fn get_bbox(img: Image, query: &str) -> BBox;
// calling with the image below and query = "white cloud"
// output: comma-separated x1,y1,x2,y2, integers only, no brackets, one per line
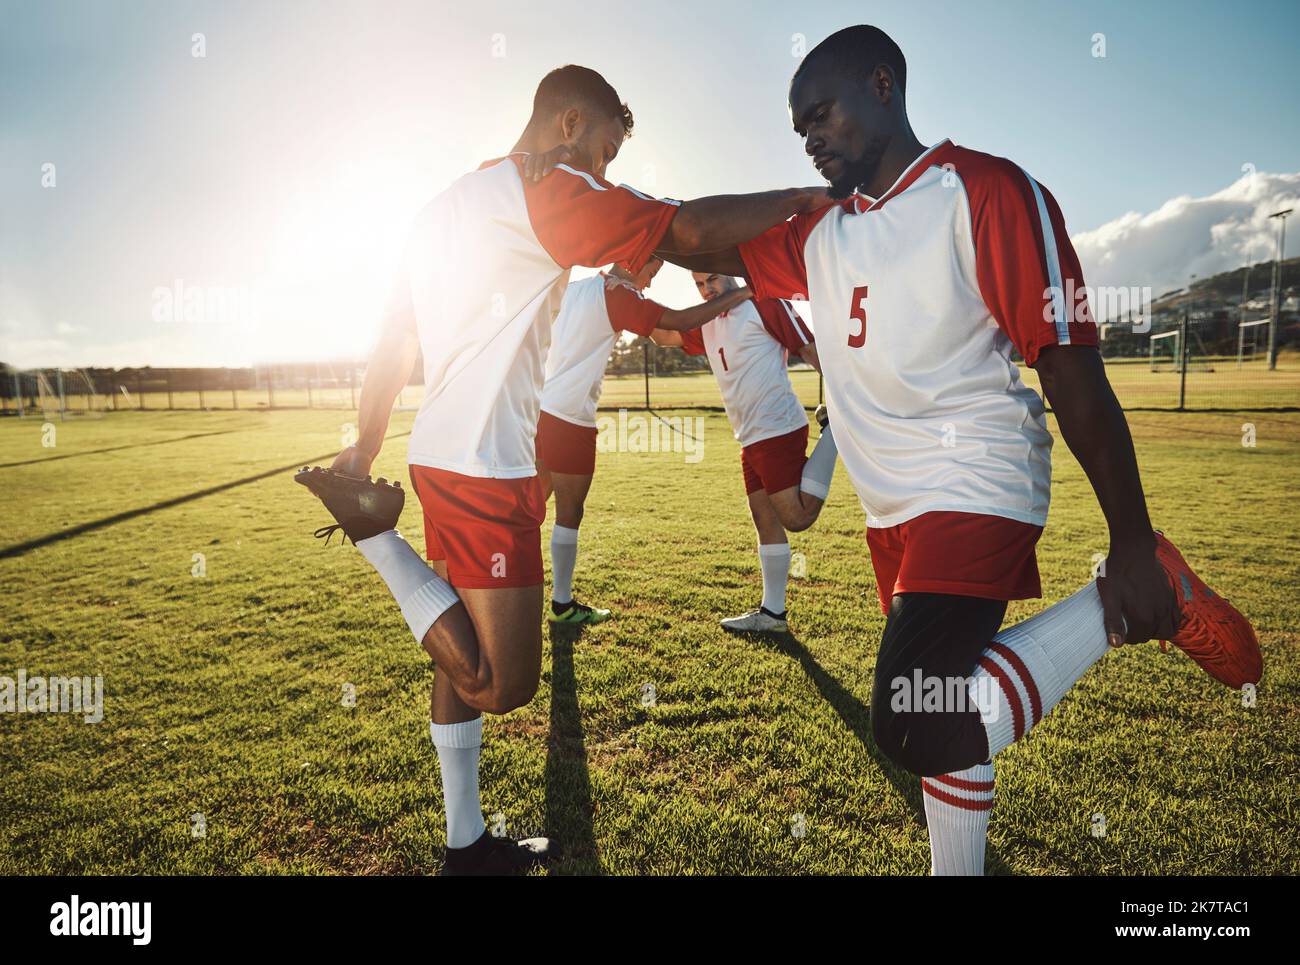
1072,170,1300,300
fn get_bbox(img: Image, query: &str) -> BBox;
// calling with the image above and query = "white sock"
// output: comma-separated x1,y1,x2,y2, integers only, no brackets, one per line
355,529,460,643
430,718,487,849
759,542,791,614
923,760,994,876
799,425,838,499
968,581,1110,758
550,525,580,605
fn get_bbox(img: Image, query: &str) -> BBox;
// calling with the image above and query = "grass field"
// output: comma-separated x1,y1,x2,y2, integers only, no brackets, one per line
1,403,1297,875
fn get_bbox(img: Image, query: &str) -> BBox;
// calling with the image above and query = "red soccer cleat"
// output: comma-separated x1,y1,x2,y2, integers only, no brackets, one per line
1153,532,1262,689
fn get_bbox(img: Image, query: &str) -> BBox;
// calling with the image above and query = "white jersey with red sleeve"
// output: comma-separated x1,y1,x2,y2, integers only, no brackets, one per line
540,274,665,427
395,156,678,477
679,297,812,448
739,140,1098,528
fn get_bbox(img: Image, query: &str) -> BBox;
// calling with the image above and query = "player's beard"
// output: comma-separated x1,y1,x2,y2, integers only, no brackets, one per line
826,135,889,201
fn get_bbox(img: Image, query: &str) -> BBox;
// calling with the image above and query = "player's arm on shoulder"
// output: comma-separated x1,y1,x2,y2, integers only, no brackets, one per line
657,248,748,277
657,187,829,256
649,328,684,348
657,285,752,332
334,280,420,476
1034,345,1178,646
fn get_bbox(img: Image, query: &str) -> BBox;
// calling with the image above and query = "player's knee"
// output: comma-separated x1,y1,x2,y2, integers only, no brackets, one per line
479,674,540,715
870,701,967,777
870,700,909,771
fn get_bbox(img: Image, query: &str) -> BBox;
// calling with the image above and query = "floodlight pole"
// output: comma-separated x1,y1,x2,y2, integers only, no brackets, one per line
1268,208,1292,371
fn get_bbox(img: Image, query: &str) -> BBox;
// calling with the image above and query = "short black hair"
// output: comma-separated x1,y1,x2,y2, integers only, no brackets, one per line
795,25,907,94
532,65,634,137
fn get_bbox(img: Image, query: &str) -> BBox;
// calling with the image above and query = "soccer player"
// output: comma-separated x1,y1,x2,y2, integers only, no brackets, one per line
649,271,838,633
297,64,829,874
669,25,1262,874
537,257,754,624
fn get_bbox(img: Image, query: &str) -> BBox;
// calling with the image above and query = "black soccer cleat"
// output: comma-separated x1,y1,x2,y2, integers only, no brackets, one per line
439,831,559,876
814,404,829,430
293,466,404,545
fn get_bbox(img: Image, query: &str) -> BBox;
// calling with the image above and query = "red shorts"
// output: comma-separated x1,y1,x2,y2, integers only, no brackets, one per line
535,409,598,476
866,511,1043,613
741,425,809,496
408,465,545,589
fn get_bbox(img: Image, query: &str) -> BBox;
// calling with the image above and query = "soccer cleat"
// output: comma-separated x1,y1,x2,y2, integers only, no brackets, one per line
814,404,829,430
549,598,612,624
293,466,404,545
720,606,789,633
1153,532,1262,689
440,831,558,876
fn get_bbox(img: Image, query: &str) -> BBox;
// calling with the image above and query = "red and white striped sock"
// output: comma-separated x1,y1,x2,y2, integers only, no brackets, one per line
968,581,1110,758
923,761,994,875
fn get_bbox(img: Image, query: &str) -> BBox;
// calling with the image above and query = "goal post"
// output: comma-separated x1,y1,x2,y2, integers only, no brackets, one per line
1149,330,1180,372
1237,318,1271,369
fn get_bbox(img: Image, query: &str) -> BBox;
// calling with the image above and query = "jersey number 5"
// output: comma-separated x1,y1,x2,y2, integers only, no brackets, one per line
847,285,868,348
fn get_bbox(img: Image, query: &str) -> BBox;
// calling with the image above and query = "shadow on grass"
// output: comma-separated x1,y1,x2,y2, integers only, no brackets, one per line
543,621,601,875
0,431,411,561
0,428,241,470
755,629,1014,876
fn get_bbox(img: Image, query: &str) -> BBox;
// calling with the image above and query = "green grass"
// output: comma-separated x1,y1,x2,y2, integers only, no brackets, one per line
0,405,1296,874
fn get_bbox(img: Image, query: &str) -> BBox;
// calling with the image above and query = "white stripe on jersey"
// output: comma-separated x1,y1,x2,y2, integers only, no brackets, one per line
618,183,683,206
780,300,811,345
555,164,606,191
1019,165,1070,346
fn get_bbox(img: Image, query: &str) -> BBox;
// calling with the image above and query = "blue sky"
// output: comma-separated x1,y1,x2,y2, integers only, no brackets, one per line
2,0,1298,366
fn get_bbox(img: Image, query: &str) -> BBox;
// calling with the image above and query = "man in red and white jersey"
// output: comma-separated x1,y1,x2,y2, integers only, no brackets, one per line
537,257,754,625
651,271,838,633
670,26,1260,875
298,64,829,874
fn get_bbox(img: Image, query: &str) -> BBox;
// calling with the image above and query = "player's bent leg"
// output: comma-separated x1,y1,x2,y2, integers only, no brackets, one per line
431,583,544,715
767,484,824,533
756,417,837,532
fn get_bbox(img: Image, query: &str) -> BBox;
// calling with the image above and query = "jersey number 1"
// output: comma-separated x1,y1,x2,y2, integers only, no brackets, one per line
847,285,868,348
718,346,729,372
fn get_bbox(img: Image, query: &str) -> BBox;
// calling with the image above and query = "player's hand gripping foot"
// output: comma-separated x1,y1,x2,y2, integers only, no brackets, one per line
440,830,558,876
720,606,789,633
549,598,612,625
814,404,829,430
293,466,404,545
1153,532,1262,688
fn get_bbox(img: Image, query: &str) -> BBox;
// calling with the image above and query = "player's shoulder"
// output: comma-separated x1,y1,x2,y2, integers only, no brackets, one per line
942,144,1051,200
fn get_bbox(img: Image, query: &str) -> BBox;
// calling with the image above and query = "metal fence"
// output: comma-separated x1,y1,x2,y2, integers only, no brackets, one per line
4,325,1297,421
